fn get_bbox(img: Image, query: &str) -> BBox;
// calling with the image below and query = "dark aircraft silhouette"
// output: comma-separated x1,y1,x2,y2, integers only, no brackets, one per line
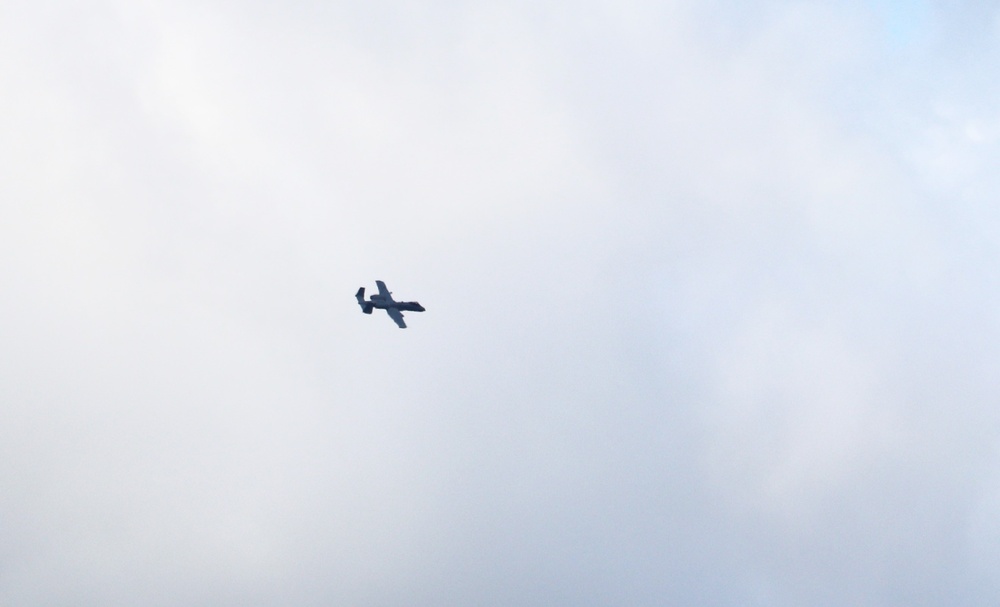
355,280,425,328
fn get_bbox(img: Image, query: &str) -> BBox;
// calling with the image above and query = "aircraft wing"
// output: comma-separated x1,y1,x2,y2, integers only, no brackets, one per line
375,280,391,298
386,308,407,329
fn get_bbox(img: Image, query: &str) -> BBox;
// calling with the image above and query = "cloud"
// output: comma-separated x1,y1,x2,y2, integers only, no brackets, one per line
2,0,1000,605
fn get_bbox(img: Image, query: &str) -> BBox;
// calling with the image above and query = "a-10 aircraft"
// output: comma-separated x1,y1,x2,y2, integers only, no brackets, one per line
355,280,425,328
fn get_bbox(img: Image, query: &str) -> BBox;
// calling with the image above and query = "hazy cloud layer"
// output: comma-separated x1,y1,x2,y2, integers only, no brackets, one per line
3,1,1000,605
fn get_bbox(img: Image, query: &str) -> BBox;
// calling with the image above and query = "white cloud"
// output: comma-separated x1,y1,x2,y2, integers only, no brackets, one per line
3,0,1000,605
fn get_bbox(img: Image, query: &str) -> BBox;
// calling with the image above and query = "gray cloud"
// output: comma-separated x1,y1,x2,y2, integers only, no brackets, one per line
3,0,1000,605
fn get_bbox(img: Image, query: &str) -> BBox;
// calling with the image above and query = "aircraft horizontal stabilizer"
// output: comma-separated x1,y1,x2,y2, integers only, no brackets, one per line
356,287,373,313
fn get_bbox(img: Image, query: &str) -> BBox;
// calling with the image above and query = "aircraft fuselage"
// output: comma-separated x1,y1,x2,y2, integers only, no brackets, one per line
368,296,424,312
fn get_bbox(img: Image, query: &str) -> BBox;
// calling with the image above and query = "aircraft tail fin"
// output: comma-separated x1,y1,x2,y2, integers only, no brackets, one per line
356,287,374,314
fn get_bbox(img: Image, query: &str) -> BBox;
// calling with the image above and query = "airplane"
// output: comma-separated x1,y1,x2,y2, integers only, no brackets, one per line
355,280,425,328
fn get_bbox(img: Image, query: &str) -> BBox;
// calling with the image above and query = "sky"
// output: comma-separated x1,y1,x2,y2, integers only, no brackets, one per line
2,0,1000,605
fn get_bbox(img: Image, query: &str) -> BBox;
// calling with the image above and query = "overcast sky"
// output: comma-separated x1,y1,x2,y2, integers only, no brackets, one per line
3,0,1000,605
